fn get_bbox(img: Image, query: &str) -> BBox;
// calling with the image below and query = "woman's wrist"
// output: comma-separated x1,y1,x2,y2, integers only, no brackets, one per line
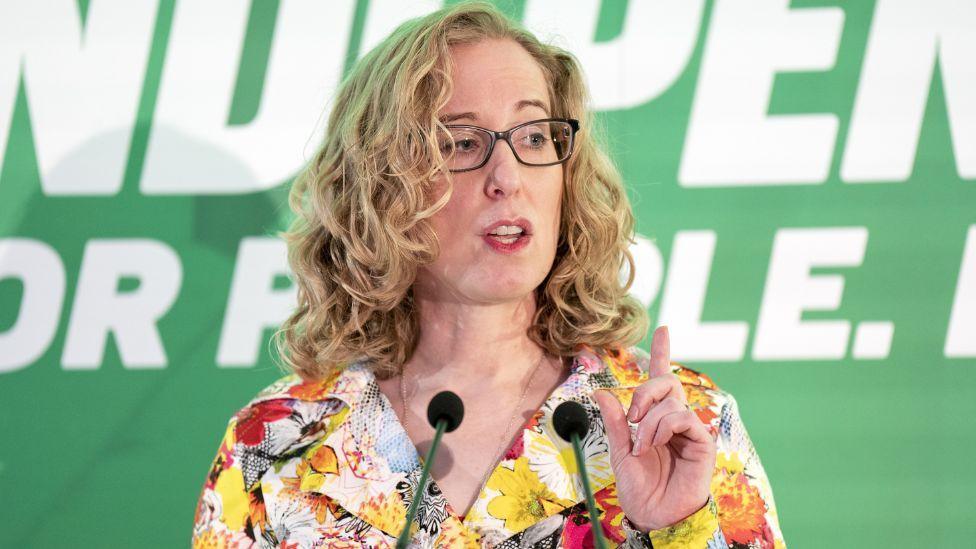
622,495,725,549
624,495,712,534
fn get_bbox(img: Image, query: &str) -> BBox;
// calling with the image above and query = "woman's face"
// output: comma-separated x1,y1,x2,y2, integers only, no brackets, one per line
415,38,564,306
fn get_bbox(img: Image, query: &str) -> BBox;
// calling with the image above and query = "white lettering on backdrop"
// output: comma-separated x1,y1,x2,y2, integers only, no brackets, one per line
0,0,157,195
141,0,355,194
61,239,182,369
752,227,886,360
217,237,296,367
0,239,65,372
659,231,749,362
842,0,976,182
2,2,972,192
524,0,705,111
945,225,976,357
5,226,974,370
679,0,844,186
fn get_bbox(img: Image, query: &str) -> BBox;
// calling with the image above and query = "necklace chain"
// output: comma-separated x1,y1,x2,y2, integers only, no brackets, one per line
399,350,548,505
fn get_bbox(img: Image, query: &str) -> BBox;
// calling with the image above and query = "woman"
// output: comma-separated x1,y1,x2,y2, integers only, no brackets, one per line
191,2,785,548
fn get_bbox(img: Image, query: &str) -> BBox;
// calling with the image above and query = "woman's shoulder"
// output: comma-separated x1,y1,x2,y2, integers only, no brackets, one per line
217,366,359,467
244,367,345,406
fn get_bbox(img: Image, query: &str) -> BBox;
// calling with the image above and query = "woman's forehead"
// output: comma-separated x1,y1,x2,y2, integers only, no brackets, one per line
443,38,550,118
438,98,550,125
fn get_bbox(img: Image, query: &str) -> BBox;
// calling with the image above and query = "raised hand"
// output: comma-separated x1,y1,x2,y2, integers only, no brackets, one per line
592,326,716,532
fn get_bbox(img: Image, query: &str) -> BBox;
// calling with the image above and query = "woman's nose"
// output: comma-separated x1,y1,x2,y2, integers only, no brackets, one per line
484,139,522,197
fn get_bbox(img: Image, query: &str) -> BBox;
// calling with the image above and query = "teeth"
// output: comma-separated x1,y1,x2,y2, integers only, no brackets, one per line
492,235,519,244
488,225,524,236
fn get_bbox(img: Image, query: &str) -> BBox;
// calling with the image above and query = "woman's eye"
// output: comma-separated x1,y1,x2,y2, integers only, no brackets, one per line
525,132,548,148
441,138,474,154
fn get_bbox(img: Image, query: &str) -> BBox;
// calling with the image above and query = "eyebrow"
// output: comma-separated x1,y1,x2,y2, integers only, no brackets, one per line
439,99,551,124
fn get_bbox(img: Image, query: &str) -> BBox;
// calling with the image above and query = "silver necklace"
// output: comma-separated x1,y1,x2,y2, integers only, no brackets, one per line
399,350,549,506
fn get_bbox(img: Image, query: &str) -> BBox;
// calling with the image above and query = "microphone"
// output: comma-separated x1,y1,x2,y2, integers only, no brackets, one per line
553,401,608,549
427,391,464,433
396,391,464,549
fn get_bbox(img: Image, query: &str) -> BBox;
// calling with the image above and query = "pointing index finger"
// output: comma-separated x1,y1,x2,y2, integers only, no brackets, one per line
649,325,671,377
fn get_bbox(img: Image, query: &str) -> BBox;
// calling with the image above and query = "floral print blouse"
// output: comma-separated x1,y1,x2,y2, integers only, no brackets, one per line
192,345,786,548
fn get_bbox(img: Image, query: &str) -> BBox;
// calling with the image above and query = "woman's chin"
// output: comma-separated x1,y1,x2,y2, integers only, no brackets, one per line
418,263,550,304
468,277,543,304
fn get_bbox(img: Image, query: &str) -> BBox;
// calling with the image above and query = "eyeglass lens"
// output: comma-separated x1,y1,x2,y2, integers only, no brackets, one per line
441,121,573,171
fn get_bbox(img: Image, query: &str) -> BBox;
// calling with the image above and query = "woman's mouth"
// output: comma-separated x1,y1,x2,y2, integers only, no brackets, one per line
490,234,520,244
487,225,524,242
480,219,533,253
483,231,531,253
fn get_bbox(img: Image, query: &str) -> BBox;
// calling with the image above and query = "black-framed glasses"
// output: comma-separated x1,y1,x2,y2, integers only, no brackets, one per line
440,118,580,173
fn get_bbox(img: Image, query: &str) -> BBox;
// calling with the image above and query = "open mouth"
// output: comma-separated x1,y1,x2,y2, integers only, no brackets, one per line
487,233,523,244
481,219,532,252
485,225,526,243
483,225,531,252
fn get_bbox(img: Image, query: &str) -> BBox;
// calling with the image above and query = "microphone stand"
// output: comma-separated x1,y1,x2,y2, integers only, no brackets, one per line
571,430,608,549
396,418,447,549
396,391,462,549
554,401,608,549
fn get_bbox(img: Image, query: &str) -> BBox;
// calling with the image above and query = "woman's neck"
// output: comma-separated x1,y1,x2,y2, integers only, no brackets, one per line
405,291,549,390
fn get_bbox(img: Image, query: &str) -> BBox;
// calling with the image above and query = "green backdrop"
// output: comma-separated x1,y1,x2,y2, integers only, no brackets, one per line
1,1,974,547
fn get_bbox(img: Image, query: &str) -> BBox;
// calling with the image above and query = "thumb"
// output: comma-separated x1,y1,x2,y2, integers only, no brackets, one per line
592,390,632,460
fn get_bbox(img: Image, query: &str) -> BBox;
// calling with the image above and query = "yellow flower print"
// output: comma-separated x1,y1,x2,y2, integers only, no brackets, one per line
648,498,721,549
213,467,248,532
673,363,718,389
325,406,349,433
299,442,340,492
191,529,219,549
486,457,574,532
437,515,481,549
286,375,338,401
305,492,342,523
464,501,488,524
710,469,768,546
606,349,647,387
360,491,406,534
309,444,339,474
715,451,745,476
594,486,624,533
524,429,612,501
685,386,719,426
248,485,268,530
605,387,636,410
685,386,713,409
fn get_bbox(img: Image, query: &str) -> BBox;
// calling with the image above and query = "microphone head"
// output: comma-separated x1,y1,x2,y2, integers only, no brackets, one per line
552,401,590,442
427,391,464,432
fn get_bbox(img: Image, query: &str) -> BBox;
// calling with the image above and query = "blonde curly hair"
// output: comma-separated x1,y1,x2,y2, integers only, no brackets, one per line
272,1,648,380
